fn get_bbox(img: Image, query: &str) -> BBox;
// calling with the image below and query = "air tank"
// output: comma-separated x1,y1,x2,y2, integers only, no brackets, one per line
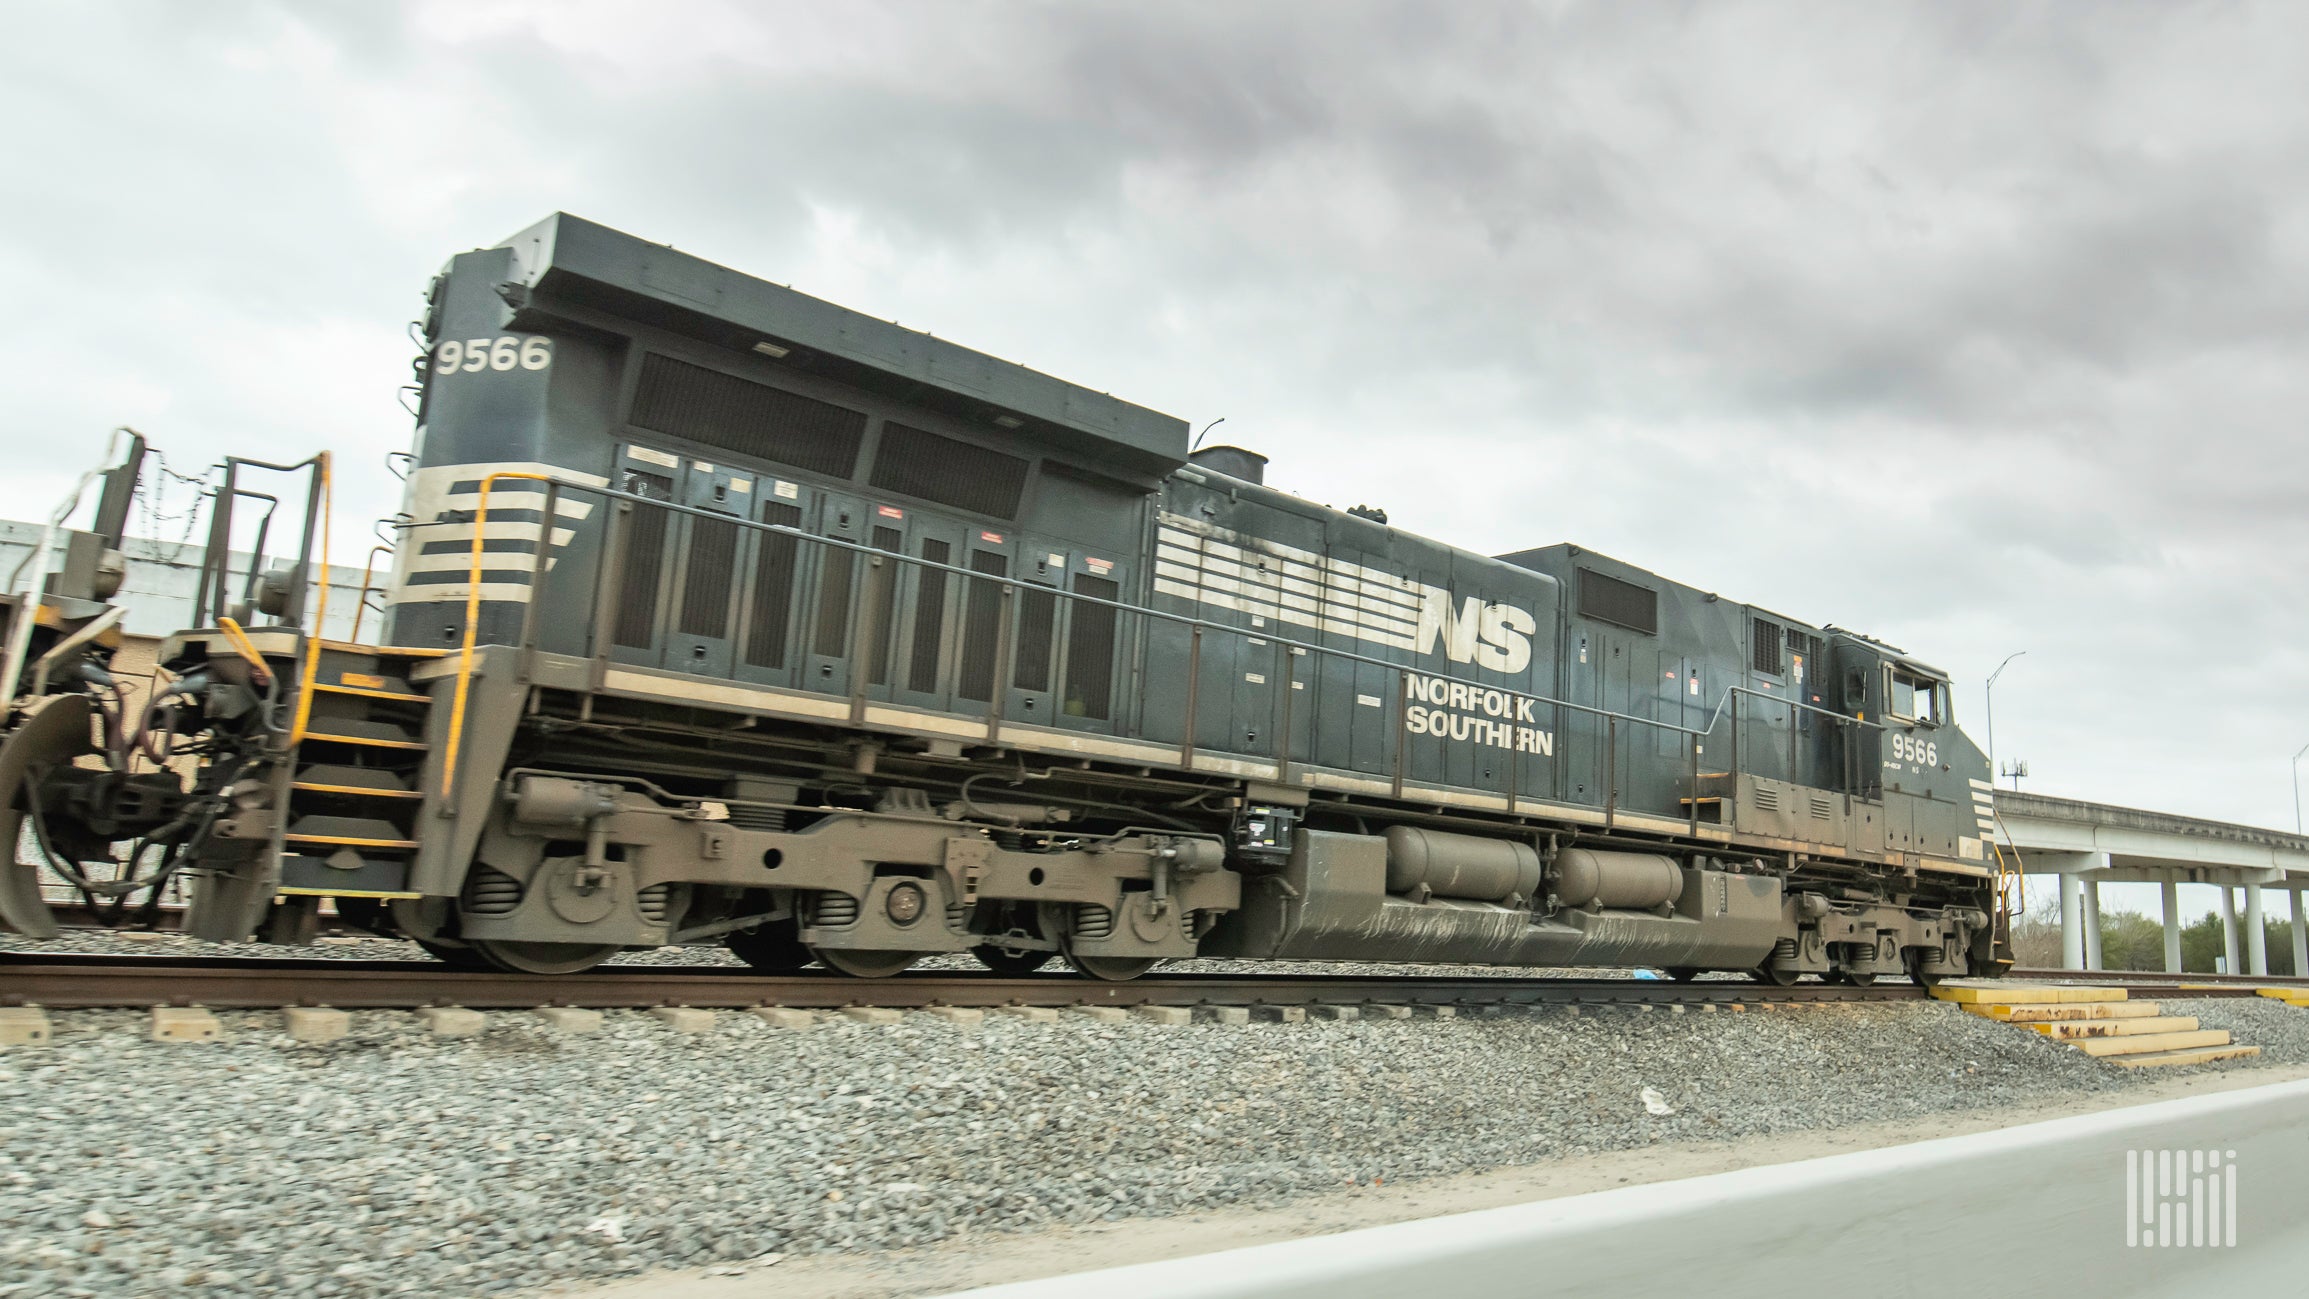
1552,849,1683,910
1382,827,1544,903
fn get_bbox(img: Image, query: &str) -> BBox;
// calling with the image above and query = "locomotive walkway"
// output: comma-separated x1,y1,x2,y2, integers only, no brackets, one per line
1993,791,2309,976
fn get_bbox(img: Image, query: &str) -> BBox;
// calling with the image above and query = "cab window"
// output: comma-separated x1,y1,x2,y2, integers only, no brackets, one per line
1890,669,1943,724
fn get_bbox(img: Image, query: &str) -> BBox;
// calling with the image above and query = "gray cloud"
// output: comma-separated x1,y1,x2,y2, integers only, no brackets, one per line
3,0,2305,829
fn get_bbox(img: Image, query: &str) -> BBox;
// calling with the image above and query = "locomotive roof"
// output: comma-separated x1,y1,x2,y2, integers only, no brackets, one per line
486,213,1191,485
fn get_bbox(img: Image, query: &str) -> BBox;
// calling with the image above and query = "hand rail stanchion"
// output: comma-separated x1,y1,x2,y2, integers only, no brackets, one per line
1274,638,1293,783
1391,666,1409,799
1179,625,1202,768
200,462,240,625
517,481,557,684
1689,738,1701,835
585,498,630,702
1604,716,1618,832
1506,689,1521,815
1788,694,1799,786
286,452,332,747
850,550,884,725
985,581,1016,742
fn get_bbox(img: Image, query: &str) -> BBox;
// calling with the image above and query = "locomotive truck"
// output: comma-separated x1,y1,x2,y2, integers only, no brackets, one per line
0,213,2012,981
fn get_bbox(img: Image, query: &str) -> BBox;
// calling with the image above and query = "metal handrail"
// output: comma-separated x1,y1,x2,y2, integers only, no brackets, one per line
433,473,1914,821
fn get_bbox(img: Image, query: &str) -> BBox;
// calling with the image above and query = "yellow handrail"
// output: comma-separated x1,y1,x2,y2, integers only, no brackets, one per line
288,452,332,746
440,471,551,799
214,617,275,688
349,544,393,642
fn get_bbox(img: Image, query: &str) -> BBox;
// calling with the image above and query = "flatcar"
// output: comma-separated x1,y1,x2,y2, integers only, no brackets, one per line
0,213,2012,982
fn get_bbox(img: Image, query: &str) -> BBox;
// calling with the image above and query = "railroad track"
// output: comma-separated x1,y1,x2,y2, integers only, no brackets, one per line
6,954,2288,1012
1,953,1937,1011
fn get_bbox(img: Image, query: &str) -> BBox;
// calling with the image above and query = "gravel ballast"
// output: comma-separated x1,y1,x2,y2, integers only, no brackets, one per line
4,989,2302,1298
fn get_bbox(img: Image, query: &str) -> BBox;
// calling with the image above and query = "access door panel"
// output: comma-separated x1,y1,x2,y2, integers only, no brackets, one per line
660,460,754,677
888,513,970,714
952,525,1017,711
803,491,870,696
732,475,811,690
605,446,681,667
1057,551,1128,731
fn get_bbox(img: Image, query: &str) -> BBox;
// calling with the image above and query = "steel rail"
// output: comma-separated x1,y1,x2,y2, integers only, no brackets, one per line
0,954,1934,1011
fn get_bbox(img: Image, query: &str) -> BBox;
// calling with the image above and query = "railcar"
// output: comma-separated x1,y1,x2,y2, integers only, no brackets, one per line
0,213,2012,981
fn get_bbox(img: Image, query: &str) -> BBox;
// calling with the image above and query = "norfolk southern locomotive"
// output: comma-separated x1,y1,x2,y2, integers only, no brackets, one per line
0,214,2010,981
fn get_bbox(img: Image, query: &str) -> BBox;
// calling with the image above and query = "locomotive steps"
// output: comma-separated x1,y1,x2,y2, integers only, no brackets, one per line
1934,982,2263,1068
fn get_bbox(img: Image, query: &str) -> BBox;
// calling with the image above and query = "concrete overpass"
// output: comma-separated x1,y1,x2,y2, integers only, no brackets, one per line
1993,789,2309,976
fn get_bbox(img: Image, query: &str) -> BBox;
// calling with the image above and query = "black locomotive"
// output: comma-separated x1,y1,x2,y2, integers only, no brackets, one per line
0,214,2009,982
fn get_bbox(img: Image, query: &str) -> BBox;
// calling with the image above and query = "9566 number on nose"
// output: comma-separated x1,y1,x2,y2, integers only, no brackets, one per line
434,336,552,375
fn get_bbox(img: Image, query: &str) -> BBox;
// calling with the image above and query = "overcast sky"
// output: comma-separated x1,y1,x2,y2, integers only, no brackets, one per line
6,2,2307,900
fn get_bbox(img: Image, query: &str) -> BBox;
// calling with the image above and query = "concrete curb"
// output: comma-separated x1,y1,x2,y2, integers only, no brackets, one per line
934,1078,2309,1297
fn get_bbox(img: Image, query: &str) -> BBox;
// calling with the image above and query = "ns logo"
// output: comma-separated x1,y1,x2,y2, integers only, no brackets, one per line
1416,589,1535,675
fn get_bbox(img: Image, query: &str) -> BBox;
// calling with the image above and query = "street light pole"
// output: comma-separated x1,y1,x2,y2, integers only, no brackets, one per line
1985,651,2025,781
2293,741,2309,834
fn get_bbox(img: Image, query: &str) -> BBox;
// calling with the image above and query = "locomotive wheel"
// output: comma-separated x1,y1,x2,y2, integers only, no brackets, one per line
1905,951,1960,987
812,947,923,978
1841,969,1878,987
726,917,814,972
1750,963,1802,987
973,944,1054,975
467,939,622,975
1663,967,1703,983
1065,952,1158,982
415,938,492,970
0,696,95,940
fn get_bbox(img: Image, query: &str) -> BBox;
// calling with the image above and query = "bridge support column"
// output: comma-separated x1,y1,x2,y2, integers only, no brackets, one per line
2081,874,2104,971
2059,873,2084,970
2290,895,2309,978
2161,876,2183,974
2219,886,2242,975
2291,890,2307,978
2245,885,2269,977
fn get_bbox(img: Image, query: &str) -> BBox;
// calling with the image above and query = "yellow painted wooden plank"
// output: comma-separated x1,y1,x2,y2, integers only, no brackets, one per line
1933,984,2127,1005
2108,1044,2262,1069
2073,1029,2230,1057
2030,1016,2199,1040
1966,1001,2161,1022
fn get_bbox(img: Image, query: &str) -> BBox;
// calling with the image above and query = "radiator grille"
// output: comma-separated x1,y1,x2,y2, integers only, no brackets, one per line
869,422,1029,519
908,539,951,693
630,354,866,478
742,502,803,669
956,550,1009,700
612,471,674,649
1064,573,1119,720
1578,568,1657,636
677,515,738,638
1751,618,1783,675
